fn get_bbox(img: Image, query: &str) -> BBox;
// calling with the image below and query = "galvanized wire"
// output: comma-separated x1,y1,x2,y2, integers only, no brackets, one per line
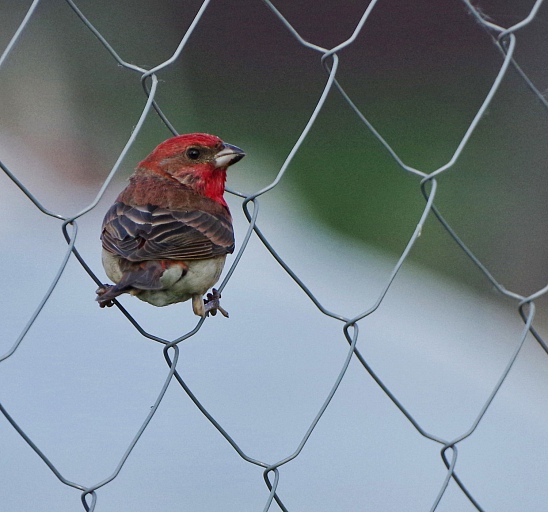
1,1,547,511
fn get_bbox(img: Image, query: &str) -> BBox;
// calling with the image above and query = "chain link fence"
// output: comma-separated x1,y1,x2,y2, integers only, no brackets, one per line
1,1,548,511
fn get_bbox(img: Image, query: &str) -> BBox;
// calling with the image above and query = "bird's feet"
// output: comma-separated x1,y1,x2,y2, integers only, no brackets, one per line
96,285,115,308
204,288,229,317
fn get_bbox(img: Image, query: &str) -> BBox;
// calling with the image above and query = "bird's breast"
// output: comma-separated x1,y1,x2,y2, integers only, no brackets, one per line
102,249,227,307
139,257,226,306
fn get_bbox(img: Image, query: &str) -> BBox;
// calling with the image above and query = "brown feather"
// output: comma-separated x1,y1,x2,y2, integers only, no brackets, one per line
118,171,231,219
101,172,234,262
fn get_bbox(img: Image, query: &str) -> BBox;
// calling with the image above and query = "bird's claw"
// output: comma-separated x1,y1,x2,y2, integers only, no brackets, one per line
96,285,115,308
204,288,229,318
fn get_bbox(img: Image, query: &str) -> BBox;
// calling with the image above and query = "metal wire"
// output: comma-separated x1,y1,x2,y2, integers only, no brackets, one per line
1,1,547,510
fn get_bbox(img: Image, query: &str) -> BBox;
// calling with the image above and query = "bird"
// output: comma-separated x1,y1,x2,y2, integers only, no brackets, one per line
95,133,245,317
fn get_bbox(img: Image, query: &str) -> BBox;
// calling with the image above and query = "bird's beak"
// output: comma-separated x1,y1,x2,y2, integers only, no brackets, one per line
214,143,245,168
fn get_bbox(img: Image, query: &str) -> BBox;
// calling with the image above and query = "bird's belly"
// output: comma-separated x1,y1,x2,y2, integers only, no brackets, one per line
102,249,125,283
137,257,226,307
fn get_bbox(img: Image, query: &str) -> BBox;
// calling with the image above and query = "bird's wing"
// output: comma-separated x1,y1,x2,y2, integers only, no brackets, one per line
101,202,234,261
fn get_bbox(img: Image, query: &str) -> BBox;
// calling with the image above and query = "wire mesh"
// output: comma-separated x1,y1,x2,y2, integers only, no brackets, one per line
1,1,547,511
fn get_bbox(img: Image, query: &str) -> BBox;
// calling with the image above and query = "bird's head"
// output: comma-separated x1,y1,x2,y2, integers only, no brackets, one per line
137,133,245,206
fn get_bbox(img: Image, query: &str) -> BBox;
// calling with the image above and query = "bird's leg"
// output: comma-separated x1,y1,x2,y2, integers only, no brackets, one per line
96,285,115,308
203,289,229,318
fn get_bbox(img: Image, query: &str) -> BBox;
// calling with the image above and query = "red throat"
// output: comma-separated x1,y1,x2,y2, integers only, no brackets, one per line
139,159,229,207
193,166,228,207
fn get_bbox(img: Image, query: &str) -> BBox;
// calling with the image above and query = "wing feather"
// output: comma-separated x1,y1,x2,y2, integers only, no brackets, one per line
101,202,234,262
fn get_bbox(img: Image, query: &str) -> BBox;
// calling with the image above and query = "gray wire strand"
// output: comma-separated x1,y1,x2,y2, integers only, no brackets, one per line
0,0,41,70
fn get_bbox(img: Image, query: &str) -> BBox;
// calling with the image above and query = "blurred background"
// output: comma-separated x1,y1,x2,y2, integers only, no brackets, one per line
1,1,548,511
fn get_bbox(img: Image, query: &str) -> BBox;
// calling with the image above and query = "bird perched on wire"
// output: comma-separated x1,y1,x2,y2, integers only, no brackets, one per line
96,133,245,317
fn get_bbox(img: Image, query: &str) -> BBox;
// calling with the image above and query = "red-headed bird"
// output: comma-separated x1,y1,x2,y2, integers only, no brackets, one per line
96,133,244,317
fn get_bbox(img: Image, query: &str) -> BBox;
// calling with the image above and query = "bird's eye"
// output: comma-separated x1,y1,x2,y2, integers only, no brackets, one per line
186,148,201,160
